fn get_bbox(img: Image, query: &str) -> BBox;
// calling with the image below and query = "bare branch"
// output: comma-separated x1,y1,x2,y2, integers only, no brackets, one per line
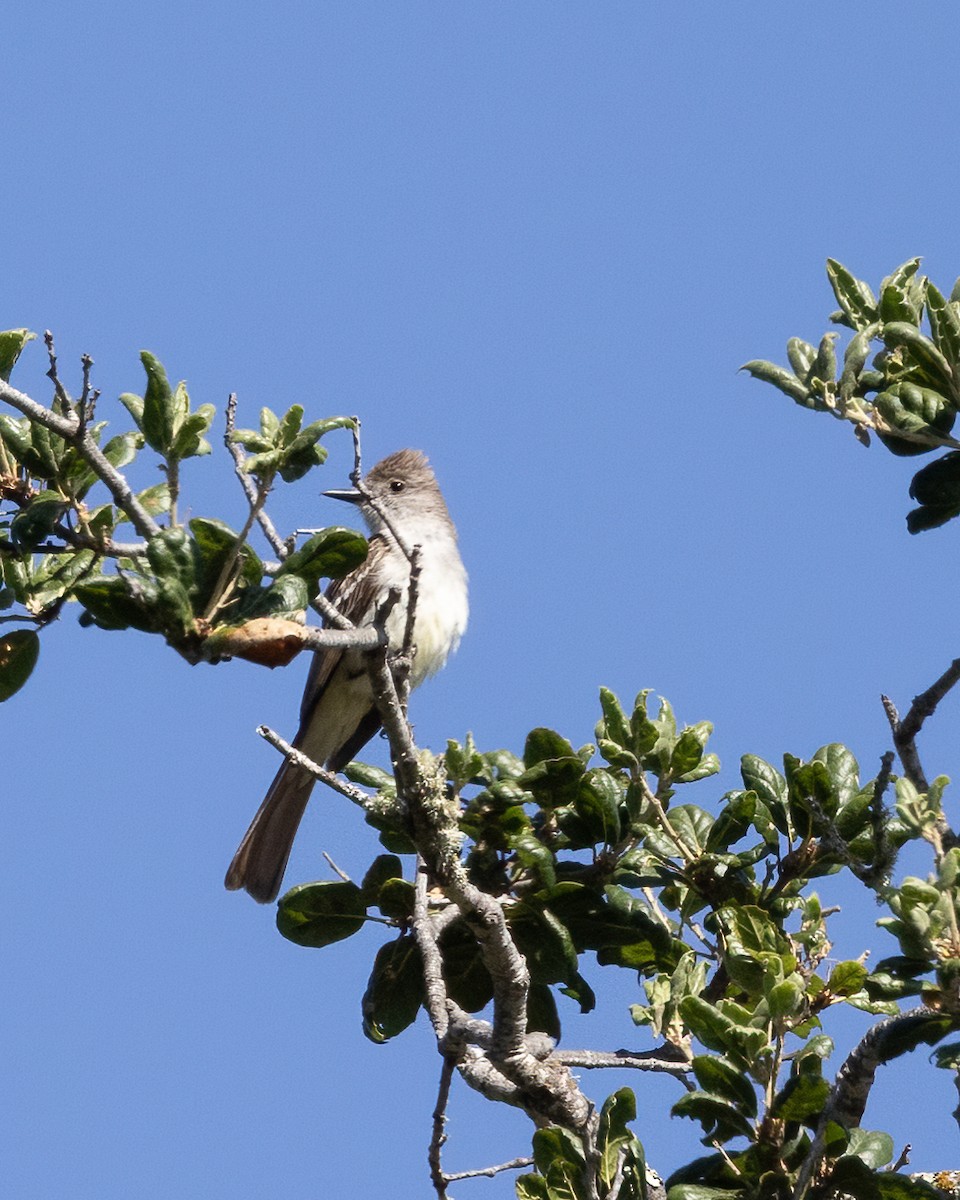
414,858,451,1043
428,1056,455,1199
883,659,960,791
554,1047,694,1084
256,725,371,808
43,331,73,410
442,1157,534,1183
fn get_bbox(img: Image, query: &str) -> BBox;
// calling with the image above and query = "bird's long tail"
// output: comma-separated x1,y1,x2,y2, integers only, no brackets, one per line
224,761,315,903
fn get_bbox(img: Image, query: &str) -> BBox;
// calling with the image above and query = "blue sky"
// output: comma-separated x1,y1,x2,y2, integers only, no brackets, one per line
6,4,960,1196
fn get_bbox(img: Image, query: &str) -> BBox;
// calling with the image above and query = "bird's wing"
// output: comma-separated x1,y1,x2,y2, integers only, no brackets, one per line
297,535,388,729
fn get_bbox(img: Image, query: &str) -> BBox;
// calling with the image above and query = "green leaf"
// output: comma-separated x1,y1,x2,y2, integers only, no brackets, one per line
361,934,423,1042
274,404,302,444
514,1175,551,1199
881,322,956,395
74,575,160,632
874,1012,955,1061
741,360,817,407
597,687,630,741
575,768,623,845
171,402,216,460
845,1128,893,1169
438,919,493,1012
509,902,579,985
275,527,369,593
680,996,753,1068
812,744,860,806
771,1073,829,1121
118,391,145,428
826,260,879,330
138,351,176,454
598,1088,646,1198
0,411,32,459
526,983,561,1040
235,574,308,621
0,328,36,381
511,832,557,891
767,978,804,1019
671,723,712,777
10,490,69,549
189,516,264,602
879,258,924,324
275,880,365,947
691,1056,757,1116
531,1126,585,1197
786,337,817,380
909,451,960,508
0,629,40,700
706,791,755,852
671,1090,754,1142
376,877,414,920
827,960,869,997
741,755,790,837
524,727,577,767
877,1175,946,1199
360,854,403,906
520,728,584,806
926,283,960,370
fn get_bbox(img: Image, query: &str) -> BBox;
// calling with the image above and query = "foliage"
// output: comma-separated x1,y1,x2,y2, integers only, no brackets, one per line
0,333,361,692
3,318,960,1200
280,689,960,1198
743,259,960,532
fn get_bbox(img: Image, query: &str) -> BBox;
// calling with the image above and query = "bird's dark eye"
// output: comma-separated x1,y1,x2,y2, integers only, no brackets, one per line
390,479,405,493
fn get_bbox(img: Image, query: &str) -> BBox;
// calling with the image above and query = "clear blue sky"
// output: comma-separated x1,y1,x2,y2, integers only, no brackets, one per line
6,4,960,1196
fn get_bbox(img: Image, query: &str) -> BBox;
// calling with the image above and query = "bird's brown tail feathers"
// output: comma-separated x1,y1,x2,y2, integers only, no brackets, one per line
224,762,315,903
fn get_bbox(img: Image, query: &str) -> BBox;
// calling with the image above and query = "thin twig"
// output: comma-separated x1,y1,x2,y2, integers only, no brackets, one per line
883,657,960,792
43,331,72,410
637,774,698,864
442,1157,534,1182
890,1144,912,1173
223,393,287,558
428,1056,455,1199
201,479,268,621
256,725,372,807
310,589,355,630
321,851,350,882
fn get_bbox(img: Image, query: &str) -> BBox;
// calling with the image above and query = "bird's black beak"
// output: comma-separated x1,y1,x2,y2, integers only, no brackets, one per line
323,487,363,504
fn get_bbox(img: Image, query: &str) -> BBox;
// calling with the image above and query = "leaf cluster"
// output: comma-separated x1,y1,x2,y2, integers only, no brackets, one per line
743,259,960,532
274,688,960,1199
0,334,361,688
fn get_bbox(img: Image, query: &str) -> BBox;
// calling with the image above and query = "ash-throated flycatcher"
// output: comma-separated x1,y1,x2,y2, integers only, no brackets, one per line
225,449,468,903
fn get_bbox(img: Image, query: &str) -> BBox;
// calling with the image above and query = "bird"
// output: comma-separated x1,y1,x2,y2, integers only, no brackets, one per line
225,448,468,903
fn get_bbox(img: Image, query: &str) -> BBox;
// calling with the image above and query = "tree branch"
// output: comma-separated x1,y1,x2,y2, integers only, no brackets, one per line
553,1047,694,1084
0,375,161,539
428,1055,455,1199
793,1006,951,1200
256,725,372,807
883,659,960,850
